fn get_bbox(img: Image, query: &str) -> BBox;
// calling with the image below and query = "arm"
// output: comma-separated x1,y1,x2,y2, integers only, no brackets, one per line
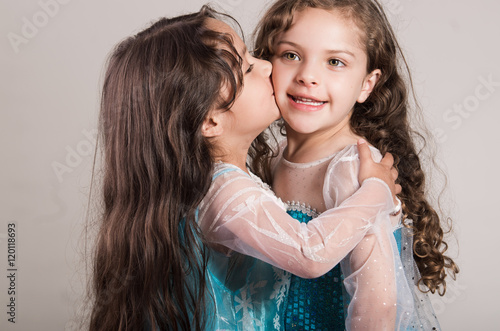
323,143,406,330
197,163,394,279
342,223,398,331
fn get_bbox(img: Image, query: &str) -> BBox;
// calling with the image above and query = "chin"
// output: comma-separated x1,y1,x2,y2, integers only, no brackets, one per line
288,123,317,134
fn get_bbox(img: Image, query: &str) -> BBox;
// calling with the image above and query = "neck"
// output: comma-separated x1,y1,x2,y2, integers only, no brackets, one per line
284,117,361,163
214,137,252,174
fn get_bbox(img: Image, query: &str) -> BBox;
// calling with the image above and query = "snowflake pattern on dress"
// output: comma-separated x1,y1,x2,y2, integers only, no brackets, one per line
270,266,291,310
197,159,399,330
235,285,261,330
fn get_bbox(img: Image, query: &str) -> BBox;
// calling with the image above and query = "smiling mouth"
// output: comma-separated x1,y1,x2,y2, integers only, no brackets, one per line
289,95,326,106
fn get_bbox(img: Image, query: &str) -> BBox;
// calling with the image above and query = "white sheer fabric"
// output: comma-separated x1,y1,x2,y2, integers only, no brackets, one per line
272,144,414,330
398,219,442,330
197,161,395,280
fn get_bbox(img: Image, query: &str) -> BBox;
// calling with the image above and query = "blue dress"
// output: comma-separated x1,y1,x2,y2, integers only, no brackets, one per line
195,160,434,330
284,208,346,330
283,207,441,331
273,144,441,330
204,249,290,330
199,165,290,330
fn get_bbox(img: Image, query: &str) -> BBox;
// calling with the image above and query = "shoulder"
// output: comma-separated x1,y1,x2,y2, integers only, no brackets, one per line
327,144,382,166
212,162,246,180
324,144,383,185
211,162,286,210
208,163,252,198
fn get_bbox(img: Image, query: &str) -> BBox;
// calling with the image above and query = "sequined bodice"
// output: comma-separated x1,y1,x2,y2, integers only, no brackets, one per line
284,205,346,330
199,159,439,330
284,203,407,331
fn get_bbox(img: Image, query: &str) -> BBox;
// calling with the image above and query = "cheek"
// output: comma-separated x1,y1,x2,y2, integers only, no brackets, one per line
271,66,288,91
332,80,357,98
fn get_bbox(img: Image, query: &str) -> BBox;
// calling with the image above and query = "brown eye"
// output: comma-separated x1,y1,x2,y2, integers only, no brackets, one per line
328,59,345,67
246,64,254,74
284,53,299,61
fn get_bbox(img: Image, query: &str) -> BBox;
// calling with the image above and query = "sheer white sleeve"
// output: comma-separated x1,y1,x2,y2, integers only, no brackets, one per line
197,162,394,279
323,145,413,330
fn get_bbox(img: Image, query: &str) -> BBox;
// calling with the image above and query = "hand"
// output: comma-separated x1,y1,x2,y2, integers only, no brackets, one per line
357,139,401,204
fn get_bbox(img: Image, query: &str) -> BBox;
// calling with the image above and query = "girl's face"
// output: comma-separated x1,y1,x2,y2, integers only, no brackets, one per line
271,8,379,137
207,19,280,142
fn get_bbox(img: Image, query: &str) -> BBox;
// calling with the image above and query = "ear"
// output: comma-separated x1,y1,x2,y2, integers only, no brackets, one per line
201,112,224,138
357,69,381,103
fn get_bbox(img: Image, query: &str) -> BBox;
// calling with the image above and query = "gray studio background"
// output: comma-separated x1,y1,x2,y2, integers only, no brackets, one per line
1,0,498,330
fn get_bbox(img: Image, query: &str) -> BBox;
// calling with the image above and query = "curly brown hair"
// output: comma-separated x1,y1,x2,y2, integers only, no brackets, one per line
254,0,458,295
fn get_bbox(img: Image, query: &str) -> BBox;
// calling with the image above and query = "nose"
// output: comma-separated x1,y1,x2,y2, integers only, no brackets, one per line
258,58,272,77
296,61,319,87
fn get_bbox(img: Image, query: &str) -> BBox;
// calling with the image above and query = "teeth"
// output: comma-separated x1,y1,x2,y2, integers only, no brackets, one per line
293,96,325,106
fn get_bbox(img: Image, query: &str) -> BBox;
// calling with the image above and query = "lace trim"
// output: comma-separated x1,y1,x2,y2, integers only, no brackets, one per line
247,169,287,210
286,200,319,218
280,144,357,169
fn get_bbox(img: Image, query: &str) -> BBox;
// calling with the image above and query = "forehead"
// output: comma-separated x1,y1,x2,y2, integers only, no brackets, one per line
284,7,365,50
204,18,246,54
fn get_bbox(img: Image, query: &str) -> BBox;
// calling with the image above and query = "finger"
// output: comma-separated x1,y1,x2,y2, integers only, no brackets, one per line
395,184,402,195
357,139,373,163
380,152,394,168
391,167,398,181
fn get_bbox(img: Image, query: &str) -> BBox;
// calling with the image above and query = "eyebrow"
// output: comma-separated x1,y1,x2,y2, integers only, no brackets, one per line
277,40,356,58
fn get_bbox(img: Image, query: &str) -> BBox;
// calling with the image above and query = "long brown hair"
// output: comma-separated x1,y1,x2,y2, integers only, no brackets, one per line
254,0,458,295
89,6,250,330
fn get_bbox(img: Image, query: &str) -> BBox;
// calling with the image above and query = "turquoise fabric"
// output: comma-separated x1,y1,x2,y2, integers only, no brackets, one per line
205,249,290,330
394,226,403,255
197,166,418,330
284,209,407,331
284,209,346,330
201,167,291,330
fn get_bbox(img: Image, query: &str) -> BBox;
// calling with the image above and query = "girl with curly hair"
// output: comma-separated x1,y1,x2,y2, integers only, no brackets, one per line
254,0,459,329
